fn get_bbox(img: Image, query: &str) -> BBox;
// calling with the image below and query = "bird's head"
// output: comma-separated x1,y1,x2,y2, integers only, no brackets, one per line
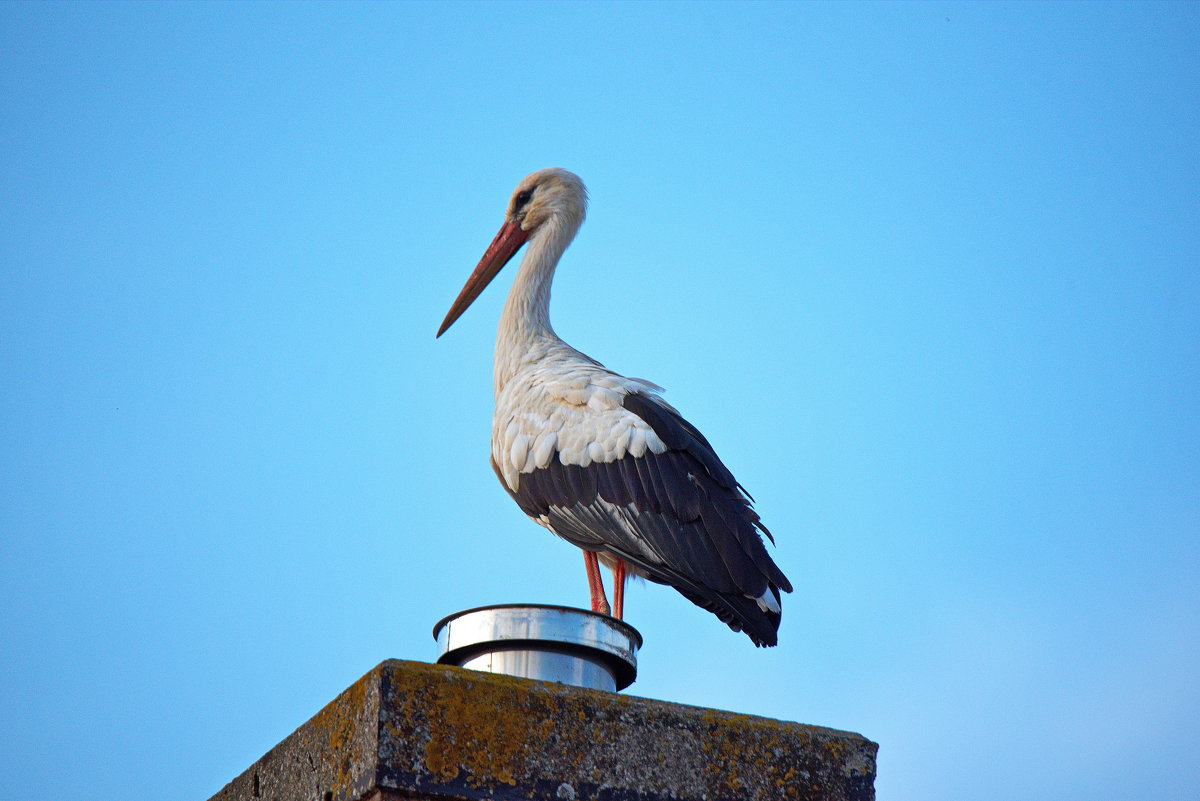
505,168,588,234
437,168,587,337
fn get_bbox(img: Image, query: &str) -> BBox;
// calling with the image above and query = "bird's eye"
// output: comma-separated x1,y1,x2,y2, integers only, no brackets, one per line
514,188,534,210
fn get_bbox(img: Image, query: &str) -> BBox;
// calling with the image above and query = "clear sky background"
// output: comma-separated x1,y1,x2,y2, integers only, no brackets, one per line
2,3,1197,800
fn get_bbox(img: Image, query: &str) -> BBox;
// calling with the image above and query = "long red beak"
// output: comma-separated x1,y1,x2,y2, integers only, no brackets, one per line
437,221,530,337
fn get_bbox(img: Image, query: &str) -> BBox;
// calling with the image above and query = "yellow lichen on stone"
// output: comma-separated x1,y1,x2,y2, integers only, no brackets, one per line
421,670,541,788
305,669,371,799
691,705,837,799
823,738,846,759
372,660,874,801
212,660,875,801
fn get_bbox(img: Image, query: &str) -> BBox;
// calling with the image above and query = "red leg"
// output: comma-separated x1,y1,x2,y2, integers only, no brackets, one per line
613,558,627,619
583,550,610,615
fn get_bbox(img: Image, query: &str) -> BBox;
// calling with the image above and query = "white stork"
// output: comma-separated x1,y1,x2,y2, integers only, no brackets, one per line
437,168,792,646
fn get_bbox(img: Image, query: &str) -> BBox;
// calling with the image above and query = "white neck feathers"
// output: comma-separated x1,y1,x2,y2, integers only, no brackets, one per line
493,213,581,396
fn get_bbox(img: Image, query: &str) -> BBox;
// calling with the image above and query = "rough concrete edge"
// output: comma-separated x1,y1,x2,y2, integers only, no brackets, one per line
206,663,384,801
378,659,874,744
205,659,878,801
374,659,877,801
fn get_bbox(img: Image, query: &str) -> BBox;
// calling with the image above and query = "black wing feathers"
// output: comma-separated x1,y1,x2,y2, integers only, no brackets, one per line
625,393,793,594
622,392,739,490
503,391,792,646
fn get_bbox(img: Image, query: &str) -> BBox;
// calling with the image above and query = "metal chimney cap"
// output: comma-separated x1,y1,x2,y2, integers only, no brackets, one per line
433,604,642,691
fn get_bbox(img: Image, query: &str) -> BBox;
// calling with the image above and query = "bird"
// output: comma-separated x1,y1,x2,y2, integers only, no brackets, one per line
437,168,792,646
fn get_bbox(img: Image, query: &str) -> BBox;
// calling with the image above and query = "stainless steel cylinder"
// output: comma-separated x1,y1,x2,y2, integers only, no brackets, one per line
433,604,641,692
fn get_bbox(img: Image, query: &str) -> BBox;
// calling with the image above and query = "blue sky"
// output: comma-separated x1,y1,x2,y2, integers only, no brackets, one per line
1,3,1197,799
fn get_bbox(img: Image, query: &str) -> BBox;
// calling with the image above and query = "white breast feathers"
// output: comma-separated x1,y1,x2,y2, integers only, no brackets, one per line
491,364,667,491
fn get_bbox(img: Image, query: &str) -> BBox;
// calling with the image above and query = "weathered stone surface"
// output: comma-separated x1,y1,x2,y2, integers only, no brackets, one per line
208,659,876,801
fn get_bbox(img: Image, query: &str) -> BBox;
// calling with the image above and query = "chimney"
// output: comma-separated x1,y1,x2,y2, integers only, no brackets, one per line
207,614,877,801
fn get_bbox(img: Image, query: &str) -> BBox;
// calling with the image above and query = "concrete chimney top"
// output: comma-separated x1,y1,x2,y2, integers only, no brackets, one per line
207,659,877,801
